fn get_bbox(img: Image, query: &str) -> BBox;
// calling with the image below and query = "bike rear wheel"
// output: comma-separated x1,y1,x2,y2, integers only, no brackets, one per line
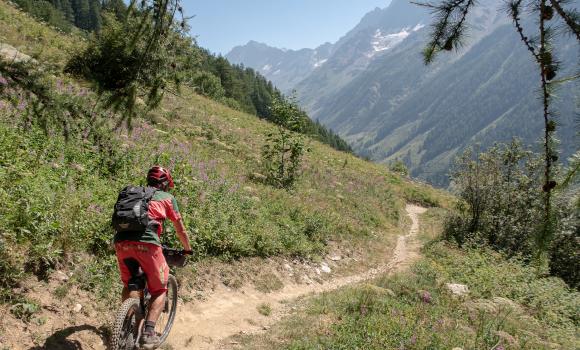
111,298,141,350
156,274,178,344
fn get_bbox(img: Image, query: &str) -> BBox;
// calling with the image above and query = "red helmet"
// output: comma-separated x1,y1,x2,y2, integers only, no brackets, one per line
147,166,174,189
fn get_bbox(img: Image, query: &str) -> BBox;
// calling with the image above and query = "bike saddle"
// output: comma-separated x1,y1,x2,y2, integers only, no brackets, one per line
123,258,146,291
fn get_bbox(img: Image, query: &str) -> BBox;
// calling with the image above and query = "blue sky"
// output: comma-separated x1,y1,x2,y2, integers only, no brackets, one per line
183,1,391,55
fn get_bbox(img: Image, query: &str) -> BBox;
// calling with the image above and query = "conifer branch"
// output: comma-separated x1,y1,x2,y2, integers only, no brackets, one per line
415,0,476,64
549,0,580,41
507,0,541,62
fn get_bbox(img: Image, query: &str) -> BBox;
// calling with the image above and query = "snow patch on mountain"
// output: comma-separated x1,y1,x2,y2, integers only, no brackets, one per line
368,24,425,57
313,59,328,68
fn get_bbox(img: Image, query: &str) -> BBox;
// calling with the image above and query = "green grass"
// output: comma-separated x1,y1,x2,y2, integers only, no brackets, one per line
254,273,284,294
257,303,272,316
241,241,579,349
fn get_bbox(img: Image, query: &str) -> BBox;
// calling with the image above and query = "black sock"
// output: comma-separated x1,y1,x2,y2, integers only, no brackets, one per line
144,321,156,334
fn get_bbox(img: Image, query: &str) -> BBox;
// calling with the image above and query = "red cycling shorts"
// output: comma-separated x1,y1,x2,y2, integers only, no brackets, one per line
114,241,169,296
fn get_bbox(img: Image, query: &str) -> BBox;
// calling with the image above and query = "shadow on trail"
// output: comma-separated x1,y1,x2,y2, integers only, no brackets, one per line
28,324,109,350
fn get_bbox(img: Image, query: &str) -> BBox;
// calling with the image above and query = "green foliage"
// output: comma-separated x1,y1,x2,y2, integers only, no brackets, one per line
549,203,580,289
65,2,190,126
261,96,307,189
403,186,440,208
389,159,409,177
13,0,107,33
188,71,225,99
10,299,41,323
12,0,73,32
445,140,543,255
445,140,579,287
257,303,272,316
0,239,23,303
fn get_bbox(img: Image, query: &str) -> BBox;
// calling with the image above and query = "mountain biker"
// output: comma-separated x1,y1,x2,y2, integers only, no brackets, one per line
114,166,192,349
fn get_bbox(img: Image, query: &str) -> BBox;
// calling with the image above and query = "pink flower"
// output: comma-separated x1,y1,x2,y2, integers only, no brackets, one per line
421,291,432,304
0,76,8,85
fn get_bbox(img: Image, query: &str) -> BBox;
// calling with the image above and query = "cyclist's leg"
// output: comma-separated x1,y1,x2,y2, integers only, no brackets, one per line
114,242,140,300
134,243,169,323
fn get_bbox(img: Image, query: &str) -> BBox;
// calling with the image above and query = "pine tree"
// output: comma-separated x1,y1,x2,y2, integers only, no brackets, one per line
72,0,90,30
88,0,101,31
102,0,127,20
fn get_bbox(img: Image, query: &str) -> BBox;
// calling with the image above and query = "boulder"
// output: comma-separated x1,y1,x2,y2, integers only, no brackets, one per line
53,270,69,282
0,43,35,64
73,303,83,313
446,283,469,297
320,263,331,274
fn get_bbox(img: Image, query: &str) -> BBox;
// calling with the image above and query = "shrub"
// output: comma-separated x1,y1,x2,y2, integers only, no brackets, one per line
188,71,225,99
445,140,543,257
549,201,580,289
0,239,23,302
261,96,307,189
389,160,409,177
445,140,579,288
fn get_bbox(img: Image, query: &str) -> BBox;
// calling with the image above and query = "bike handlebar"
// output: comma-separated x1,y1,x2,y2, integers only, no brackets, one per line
162,246,194,256
162,246,193,268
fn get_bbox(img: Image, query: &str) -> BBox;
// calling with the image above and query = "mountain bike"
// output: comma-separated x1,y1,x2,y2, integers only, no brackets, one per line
110,247,193,350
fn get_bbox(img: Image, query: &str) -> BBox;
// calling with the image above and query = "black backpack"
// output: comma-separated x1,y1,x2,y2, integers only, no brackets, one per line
112,186,157,233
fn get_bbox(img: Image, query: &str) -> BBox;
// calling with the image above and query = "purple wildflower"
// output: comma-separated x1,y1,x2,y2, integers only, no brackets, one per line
228,183,240,194
421,291,432,304
0,76,8,86
495,346,505,350
409,334,417,345
88,204,103,213
16,101,27,111
199,164,209,181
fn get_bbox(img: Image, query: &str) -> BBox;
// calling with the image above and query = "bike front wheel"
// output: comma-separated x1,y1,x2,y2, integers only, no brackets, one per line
111,298,141,350
156,274,179,345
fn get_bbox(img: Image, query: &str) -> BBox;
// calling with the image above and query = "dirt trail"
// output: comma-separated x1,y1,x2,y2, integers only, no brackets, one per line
167,204,427,350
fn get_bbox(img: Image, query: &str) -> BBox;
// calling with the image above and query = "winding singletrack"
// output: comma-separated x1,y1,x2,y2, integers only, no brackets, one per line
167,204,427,349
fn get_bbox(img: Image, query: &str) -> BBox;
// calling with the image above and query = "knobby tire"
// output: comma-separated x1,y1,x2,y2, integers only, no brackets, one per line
158,274,178,344
111,298,141,350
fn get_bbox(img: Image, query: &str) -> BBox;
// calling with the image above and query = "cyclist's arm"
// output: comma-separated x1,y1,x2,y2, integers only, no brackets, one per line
167,195,192,252
174,218,192,252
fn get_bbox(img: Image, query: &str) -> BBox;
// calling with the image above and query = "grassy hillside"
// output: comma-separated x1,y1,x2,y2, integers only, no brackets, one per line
0,0,449,311
241,209,579,350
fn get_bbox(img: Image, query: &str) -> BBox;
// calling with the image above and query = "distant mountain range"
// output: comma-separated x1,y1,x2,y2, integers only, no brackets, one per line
227,0,579,186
